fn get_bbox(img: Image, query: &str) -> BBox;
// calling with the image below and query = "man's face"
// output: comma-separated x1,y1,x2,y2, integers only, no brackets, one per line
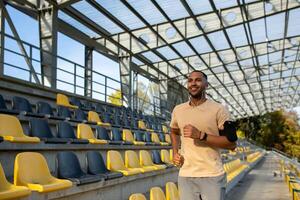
187,72,208,98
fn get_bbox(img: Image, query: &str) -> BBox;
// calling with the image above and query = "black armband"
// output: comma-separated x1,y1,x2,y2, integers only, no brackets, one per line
219,121,237,142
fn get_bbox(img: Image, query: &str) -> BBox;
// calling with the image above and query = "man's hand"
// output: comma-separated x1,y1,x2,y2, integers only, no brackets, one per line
173,152,184,167
183,124,203,139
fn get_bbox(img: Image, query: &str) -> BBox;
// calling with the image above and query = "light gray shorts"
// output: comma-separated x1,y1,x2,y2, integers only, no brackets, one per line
178,174,227,200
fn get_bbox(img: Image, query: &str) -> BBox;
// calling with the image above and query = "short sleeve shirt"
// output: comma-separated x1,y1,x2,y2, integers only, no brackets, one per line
170,99,230,177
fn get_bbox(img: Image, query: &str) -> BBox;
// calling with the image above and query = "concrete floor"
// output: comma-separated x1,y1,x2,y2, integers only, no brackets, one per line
226,153,290,200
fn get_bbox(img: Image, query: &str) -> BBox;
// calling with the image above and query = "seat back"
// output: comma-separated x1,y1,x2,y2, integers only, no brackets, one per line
165,134,171,144
69,97,82,108
150,187,166,200
102,113,112,124
77,124,96,139
37,101,54,115
112,128,122,141
96,127,110,140
75,109,87,121
57,93,72,107
0,94,7,109
159,134,166,142
30,118,54,138
162,125,168,134
129,193,147,200
95,104,105,113
125,150,140,168
166,182,179,200
57,152,84,178
139,150,154,166
134,131,145,142
87,151,109,174
123,129,134,143
151,133,161,144
0,163,11,190
138,120,146,130
12,96,32,112
107,150,126,171
152,150,163,165
14,152,54,186
57,106,72,118
57,122,76,139
161,150,171,164
145,132,152,142
0,114,26,137
88,111,102,123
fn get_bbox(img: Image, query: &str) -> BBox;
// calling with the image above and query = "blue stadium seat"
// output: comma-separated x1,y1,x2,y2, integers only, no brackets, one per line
12,96,42,117
29,118,70,143
152,150,173,168
57,106,81,122
36,101,65,120
57,152,105,185
0,94,18,115
112,128,131,145
144,132,156,146
86,151,123,180
96,126,122,145
57,122,89,144
69,97,83,109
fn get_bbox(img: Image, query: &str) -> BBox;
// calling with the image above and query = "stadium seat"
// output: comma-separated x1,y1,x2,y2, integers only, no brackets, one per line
152,150,173,168
74,109,89,123
57,106,81,122
162,125,169,134
161,150,173,165
0,163,31,199
69,97,83,109
86,151,123,180
107,150,141,176
152,133,169,146
112,114,122,127
125,150,155,173
56,93,78,109
144,132,156,145
57,122,89,144
102,113,112,124
57,152,104,185
12,96,42,117
87,111,111,127
0,94,18,115
96,126,122,145
134,130,151,145
29,118,69,143
77,123,107,144
138,120,153,132
0,136,3,142
139,150,166,170
36,101,64,120
150,187,166,200
14,152,72,192
123,116,131,129
112,128,132,145
165,134,171,145
0,114,40,143
123,129,145,145
129,193,147,200
165,182,179,200
95,104,105,113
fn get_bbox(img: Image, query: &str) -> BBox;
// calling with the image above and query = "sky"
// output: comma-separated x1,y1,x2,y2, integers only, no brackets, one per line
2,3,300,120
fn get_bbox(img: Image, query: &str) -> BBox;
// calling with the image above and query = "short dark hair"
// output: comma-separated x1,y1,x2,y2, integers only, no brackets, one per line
190,70,208,80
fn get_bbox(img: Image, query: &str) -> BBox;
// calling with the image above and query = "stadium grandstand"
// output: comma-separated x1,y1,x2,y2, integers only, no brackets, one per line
0,0,299,199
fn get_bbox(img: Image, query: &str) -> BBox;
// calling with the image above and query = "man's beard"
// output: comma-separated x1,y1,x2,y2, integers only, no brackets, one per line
189,90,204,99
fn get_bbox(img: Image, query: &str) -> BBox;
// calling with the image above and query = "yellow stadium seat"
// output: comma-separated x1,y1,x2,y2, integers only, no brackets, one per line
0,114,40,143
88,111,111,127
151,133,168,146
77,124,107,144
169,149,173,163
150,187,166,200
14,152,72,193
0,163,31,200
162,125,169,134
166,182,179,200
56,93,78,109
165,134,171,145
125,150,156,173
139,150,166,170
107,151,141,176
161,150,173,165
129,193,147,200
123,129,145,145
138,120,153,132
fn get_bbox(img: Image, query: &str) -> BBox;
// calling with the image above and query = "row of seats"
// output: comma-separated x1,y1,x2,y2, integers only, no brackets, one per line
247,152,263,163
0,149,173,199
0,114,171,145
129,182,179,200
280,160,300,200
0,94,169,133
224,159,248,183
